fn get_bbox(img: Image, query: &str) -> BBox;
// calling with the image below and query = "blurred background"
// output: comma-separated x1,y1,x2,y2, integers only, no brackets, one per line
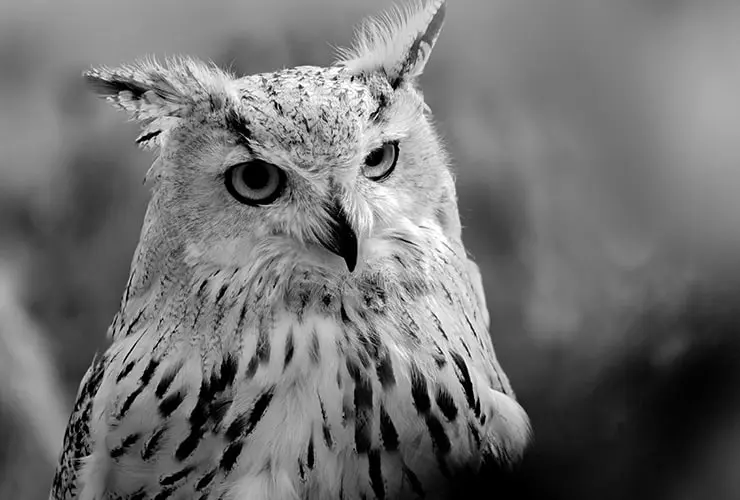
2,0,740,498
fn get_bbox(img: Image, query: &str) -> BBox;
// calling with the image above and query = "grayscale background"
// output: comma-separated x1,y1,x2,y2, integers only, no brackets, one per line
2,0,740,499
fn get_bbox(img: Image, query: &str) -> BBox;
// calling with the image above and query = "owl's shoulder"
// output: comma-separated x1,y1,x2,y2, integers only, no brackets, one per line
50,353,107,500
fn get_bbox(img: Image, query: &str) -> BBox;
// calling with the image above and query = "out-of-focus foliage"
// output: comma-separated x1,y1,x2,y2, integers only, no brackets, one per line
2,0,740,499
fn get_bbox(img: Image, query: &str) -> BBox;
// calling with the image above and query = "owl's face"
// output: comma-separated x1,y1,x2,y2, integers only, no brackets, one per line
87,0,455,280
156,65,456,277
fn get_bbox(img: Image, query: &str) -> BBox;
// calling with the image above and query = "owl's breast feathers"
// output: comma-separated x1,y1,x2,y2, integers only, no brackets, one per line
50,230,529,500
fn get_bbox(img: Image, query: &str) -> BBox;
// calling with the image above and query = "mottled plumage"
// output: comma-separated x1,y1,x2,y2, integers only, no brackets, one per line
50,1,531,499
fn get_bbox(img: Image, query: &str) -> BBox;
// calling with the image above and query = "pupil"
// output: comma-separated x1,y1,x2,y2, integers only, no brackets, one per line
244,164,270,190
365,147,384,167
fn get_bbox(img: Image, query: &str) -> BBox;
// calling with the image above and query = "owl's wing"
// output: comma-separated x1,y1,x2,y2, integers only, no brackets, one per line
49,353,107,500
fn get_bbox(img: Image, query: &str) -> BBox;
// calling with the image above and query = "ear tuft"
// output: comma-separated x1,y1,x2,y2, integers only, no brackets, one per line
84,56,235,148
335,0,446,88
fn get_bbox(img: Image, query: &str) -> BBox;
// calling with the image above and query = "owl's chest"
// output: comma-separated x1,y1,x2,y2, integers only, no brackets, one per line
98,269,489,500
213,308,458,500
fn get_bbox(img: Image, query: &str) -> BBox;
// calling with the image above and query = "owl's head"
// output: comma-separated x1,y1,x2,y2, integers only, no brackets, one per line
87,0,459,278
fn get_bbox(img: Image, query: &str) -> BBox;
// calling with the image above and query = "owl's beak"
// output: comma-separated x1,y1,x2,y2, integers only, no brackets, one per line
321,203,358,272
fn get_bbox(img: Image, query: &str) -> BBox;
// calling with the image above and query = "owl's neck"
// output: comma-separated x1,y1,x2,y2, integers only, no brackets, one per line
112,200,462,358
111,235,444,356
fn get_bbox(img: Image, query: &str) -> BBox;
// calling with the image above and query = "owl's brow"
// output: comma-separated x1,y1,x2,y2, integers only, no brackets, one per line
369,90,392,124
224,108,253,150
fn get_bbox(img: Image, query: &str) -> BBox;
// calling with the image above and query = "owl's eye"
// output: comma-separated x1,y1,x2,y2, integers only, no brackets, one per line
225,160,285,206
362,141,399,182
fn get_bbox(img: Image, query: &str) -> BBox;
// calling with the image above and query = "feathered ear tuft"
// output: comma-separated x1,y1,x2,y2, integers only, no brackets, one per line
84,56,235,149
335,0,446,88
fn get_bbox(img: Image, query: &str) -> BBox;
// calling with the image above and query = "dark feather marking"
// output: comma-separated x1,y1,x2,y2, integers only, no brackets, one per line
141,426,167,460
439,283,454,306
429,311,448,341
155,361,183,399
122,271,136,304
248,388,275,430
118,386,144,419
369,91,390,122
196,278,209,297
244,356,259,380
435,386,458,422
379,405,398,451
450,351,478,418
216,354,238,391
307,435,315,469
319,396,328,421
236,300,249,333
463,310,480,342
215,283,228,304
212,282,232,330
284,327,295,370
129,488,147,500
175,429,203,462
401,312,420,342
346,358,361,382
158,389,186,418
409,362,431,414
340,303,351,324
226,413,249,442
426,415,451,455
221,386,275,451
160,465,195,486
116,360,136,383
460,339,472,359
376,351,395,389
226,107,252,144
322,291,334,308
349,358,373,453
368,449,385,500
432,343,447,369
172,358,237,449
220,440,244,473
402,465,426,498
468,420,481,449
176,373,215,461
135,130,161,144
122,308,145,338
320,396,333,449
150,316,178,359
191,275,216,327
323,423,334,450
110,432,141,459
298,458,306,481
195,468,217,491
152,487,175,500
140,358,160,385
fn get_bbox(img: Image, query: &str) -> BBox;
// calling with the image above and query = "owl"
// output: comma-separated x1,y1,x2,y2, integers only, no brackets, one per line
49,1,531,499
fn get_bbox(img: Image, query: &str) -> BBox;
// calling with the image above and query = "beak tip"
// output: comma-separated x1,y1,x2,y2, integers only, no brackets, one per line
345,255,357,273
